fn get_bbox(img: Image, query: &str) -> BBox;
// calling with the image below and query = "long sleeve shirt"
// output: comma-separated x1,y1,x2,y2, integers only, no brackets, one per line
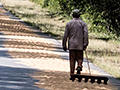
62,18,89,50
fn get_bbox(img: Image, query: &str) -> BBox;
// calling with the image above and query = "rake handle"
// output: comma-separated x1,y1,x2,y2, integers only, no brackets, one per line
85,50,91,75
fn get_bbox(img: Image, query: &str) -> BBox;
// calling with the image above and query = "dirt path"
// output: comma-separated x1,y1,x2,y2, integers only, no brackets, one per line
0,2,119,90
31,70,118,90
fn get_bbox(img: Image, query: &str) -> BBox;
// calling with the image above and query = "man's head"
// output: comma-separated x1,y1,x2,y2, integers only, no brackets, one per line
72,9,80,18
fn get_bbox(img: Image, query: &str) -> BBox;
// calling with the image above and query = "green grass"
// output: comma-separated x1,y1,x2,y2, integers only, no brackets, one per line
0,0,120,79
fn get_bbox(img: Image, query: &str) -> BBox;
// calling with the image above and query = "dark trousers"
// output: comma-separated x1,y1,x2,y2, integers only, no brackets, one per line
69,50,83,76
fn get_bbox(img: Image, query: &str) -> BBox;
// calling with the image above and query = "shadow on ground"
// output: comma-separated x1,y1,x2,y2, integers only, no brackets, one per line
0,66,46,90
31,71,119,90
87,50,120,57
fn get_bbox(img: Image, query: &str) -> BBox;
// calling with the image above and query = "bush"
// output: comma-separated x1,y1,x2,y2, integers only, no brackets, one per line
30,0,120,40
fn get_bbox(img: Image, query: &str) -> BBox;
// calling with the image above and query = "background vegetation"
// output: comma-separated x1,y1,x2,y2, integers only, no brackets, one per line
30,0,120,40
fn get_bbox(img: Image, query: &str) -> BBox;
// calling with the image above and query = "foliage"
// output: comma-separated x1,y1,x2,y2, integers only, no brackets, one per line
57,0,120,37
88,0,120,37
30,0,120,39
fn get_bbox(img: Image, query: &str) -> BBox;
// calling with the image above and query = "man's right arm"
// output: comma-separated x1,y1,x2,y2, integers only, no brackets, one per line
83,23,89,50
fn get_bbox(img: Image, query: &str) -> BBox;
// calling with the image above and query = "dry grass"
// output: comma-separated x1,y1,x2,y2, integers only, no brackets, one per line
0,0,120,79
0,0,66,39
87,39,120,78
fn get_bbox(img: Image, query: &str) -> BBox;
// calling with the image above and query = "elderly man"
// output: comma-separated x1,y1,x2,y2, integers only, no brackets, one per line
62,9,89,81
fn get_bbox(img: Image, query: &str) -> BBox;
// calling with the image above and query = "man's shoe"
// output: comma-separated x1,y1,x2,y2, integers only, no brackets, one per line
76,66,82,74
70,75,75,81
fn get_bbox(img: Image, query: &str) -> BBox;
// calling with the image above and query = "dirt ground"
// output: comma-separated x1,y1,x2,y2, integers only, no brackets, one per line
30,71,116,90
0,7,118,90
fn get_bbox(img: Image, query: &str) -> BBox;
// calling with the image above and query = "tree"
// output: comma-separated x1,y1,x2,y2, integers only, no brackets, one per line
57,0,120,37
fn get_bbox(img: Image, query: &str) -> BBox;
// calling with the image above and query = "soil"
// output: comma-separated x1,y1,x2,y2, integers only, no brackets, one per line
30,71,116,90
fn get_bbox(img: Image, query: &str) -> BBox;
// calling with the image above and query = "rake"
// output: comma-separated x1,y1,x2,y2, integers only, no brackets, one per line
73,50,109,84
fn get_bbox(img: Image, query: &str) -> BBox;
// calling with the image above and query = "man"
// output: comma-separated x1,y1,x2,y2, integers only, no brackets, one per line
62,9,89,81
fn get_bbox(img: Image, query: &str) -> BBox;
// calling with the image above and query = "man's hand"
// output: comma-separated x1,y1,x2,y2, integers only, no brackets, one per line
83,46,87,50
63,47,67,52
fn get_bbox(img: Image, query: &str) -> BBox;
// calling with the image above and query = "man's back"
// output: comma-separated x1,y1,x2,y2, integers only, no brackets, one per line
63,18,88,50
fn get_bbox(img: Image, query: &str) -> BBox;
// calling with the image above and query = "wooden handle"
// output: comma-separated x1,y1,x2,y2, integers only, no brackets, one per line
85,50,91,75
